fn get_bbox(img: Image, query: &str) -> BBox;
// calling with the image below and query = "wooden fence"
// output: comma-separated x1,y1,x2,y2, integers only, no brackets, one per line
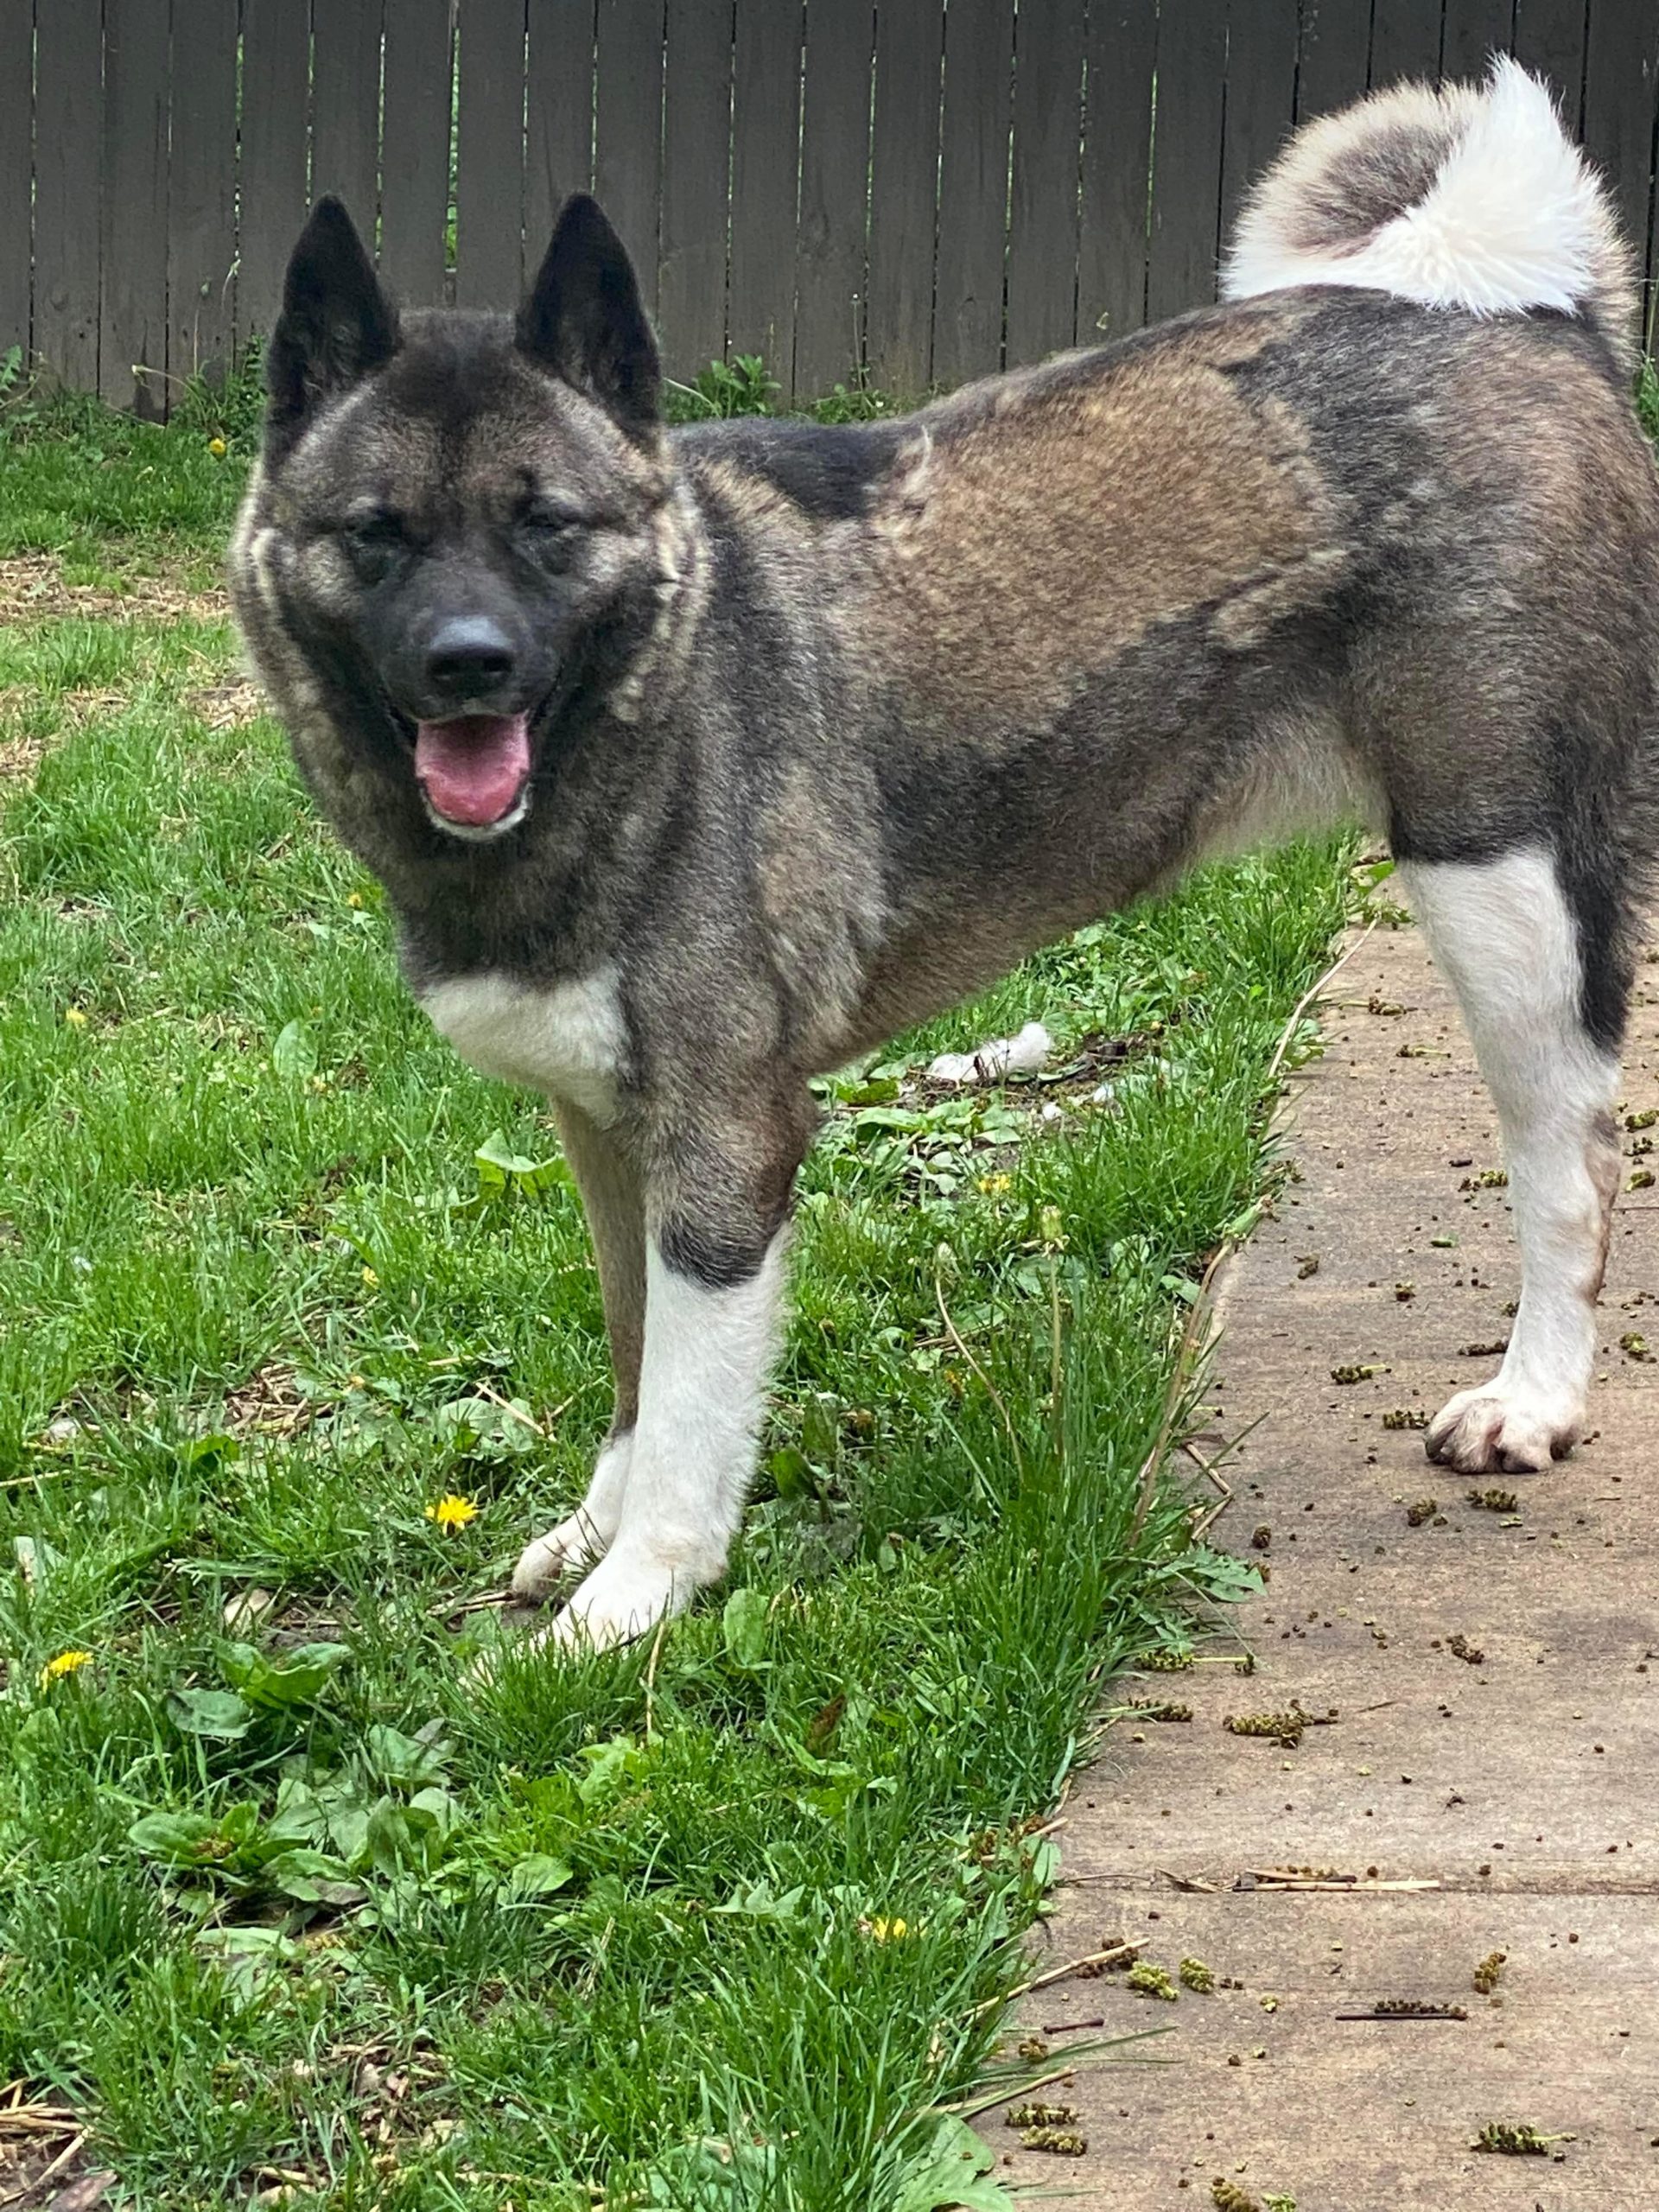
3,2,1657,416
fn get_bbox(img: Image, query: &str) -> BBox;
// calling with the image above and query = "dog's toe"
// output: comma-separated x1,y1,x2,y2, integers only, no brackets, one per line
543,1552,690,1656
511,1513,603,1603
1425,1383,1577,1473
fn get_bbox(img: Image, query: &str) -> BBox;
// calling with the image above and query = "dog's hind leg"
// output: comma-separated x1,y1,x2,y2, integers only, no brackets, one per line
512,1101,645,1600
1397,845,1625,1474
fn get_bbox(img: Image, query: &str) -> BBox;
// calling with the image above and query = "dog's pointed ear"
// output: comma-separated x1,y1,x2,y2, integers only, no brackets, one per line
517,195,660,434
267,198,398,441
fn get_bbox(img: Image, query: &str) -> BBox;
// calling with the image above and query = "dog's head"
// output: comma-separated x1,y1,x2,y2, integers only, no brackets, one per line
240,194,676,843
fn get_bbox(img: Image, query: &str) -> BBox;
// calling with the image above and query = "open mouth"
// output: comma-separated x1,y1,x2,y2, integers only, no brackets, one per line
414,713,533,833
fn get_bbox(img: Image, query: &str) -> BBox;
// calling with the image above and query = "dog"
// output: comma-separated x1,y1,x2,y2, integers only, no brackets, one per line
231,59,1659,1651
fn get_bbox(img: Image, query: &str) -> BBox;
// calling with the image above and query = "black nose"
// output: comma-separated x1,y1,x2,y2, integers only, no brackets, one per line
424,616,517,703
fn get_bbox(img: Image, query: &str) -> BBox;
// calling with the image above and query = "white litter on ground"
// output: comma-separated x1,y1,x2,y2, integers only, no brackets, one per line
925,1020,1052,1086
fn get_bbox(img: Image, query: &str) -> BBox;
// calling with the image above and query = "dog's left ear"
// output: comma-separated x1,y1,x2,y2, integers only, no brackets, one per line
267,198,399,446
517,195,660,435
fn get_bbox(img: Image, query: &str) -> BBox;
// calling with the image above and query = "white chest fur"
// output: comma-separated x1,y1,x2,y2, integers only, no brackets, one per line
420,968,627,1123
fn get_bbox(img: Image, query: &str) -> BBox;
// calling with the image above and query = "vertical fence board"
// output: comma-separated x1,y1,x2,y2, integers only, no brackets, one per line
0,0,34,362
1006,0,1084,363
381,0,453,307
168,0,238,383
34,0,103,387
1295,0,1371,118
526,0,596,259
1146,0,1227,323
794,0,873,398
867,0,943,392
594,0,664,322
1512,0,1590,126
1582,0,1659,334
313,0,383,228
658,0,730,386
729,1,803,391
456,0,528,307
934,0,1012,385
1441,0,1512,81
1219,0,1298,248
1370,2,1443,86
1078,0,1157,341
240,0,313,338
100,0,168,410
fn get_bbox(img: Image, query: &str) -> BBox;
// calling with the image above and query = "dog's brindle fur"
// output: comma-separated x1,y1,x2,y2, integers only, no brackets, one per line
232,191,1659,1648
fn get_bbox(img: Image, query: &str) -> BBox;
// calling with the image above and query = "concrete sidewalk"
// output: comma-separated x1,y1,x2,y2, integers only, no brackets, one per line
983,910,1658,2209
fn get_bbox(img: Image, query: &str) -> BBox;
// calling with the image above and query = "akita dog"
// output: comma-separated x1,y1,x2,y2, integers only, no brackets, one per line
232,59,1658,1649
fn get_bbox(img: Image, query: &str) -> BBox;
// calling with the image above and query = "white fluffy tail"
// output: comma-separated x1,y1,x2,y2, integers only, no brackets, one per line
1223,57,1636,360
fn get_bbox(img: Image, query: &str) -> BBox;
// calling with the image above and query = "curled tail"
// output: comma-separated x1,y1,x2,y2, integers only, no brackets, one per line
1223,56,1637,365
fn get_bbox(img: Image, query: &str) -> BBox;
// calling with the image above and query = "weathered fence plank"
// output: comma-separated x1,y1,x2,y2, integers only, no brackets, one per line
168,0,238,384
1146,0,1227,324
100,0,170,412
1219,0,1298,248
1295,0,1372,120
34,0,103,389
240,0,313,336
1370,1,1444,87
1582,0,1659,330
1006,0,1085,365
0,0,29,364
456,0,528,308
381,0,454,308
933,0,1014,386
1077,0,1157,342
313,0,383,229
658,0,730,387
866,0,944,394
729,1,803,391
1441,0,1513,82
794,0,874,399
525,0,597,261
594,0,665,324
1512,0,1590,126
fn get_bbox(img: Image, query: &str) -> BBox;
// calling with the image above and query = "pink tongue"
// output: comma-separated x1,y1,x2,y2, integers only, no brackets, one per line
414,714,532,826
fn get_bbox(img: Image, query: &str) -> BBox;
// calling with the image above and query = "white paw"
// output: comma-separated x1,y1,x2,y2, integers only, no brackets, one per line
544,1550,696,1655
1425,1380,1582,1473
510,1510,607,1602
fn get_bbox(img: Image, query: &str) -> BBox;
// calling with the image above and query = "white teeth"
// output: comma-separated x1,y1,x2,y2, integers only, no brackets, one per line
421,787,531,842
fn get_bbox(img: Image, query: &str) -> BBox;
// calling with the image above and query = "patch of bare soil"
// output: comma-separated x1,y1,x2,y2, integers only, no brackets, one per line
187,676,268,730
0,550,227,624
0,2088,112,2209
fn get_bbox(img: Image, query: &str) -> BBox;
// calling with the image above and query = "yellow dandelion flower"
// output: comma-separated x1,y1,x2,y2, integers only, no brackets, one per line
207,436,227,457
40,1649,93,1686
424,1494,478,1532
360,1265,379,1288
864,1916,910,1942
346,891,364,909
63,1006,88,1028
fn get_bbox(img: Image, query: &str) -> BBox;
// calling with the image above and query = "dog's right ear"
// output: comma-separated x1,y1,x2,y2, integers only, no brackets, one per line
266,199,398,446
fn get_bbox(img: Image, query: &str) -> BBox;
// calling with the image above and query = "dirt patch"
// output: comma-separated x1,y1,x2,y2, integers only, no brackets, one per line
0,725,49,788
0,2090,111,2209
0,550,227,624
187,677,268,730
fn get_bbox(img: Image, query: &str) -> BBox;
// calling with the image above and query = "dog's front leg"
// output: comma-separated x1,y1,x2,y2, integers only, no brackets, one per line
545,1089,809,1652
512,1100,645,1599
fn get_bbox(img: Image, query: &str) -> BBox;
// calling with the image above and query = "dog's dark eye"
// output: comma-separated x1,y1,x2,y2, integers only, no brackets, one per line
518,507,585,561
337,514,406,579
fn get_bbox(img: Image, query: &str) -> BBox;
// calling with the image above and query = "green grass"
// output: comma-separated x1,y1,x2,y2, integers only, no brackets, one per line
0,391,1353,2210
